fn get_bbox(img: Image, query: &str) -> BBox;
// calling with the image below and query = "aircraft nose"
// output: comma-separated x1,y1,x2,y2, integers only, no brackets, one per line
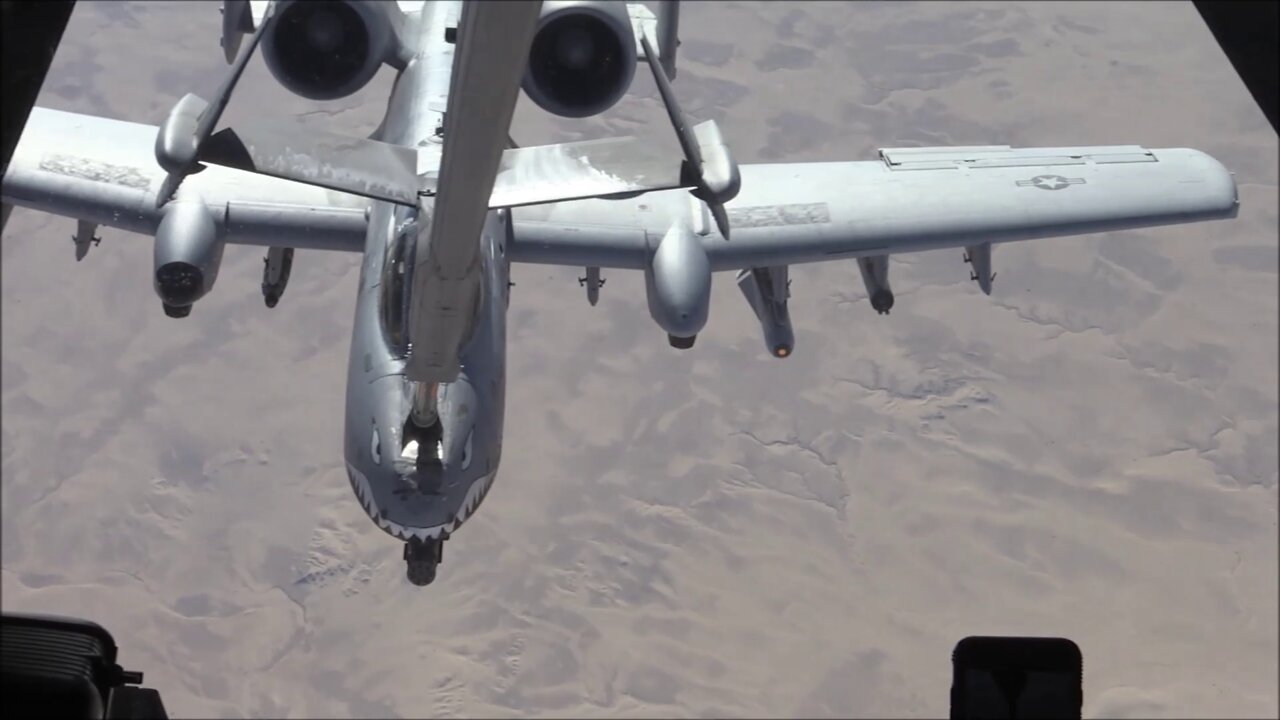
346,451,497,543
347,374,495,542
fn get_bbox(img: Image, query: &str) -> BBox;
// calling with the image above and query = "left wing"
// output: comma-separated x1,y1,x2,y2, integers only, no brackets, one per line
2,107,372,252
507,143,1239,271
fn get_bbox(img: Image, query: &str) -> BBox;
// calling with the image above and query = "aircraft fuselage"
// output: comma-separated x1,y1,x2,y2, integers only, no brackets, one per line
341,2,508,563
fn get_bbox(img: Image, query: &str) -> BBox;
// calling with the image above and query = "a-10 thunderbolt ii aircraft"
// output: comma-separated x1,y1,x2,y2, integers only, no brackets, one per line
0,0,1239,585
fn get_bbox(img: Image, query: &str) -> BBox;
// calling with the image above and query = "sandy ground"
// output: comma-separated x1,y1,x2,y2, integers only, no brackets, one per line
2,1,1276,717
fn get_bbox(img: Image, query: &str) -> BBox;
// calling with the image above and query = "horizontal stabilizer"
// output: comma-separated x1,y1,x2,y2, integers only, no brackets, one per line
201,120,422,205
199,122,692,209
490,136,688,208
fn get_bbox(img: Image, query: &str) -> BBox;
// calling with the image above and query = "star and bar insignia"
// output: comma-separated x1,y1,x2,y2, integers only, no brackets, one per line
1016,174,1087,190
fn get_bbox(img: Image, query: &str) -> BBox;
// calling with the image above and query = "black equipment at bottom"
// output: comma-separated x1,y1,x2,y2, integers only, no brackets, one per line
1,613,168,719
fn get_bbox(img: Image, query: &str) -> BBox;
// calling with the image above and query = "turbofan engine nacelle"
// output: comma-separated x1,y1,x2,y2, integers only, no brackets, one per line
646,224,711,347
857,255,894,315
154,200,224,318
523,0,637,119
737,266,795,358
261,0,400,101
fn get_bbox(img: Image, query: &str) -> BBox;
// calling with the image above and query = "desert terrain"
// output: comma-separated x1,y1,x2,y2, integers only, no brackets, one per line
2,1,1276,717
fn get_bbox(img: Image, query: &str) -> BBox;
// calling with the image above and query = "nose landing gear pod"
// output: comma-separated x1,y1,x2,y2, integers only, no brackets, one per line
404,536,443,586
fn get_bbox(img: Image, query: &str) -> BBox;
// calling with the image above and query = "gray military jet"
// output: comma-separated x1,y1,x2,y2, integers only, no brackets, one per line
0,0,1239,586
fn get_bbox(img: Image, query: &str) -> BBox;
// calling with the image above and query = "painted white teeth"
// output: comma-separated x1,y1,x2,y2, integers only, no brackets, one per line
346,463,496,541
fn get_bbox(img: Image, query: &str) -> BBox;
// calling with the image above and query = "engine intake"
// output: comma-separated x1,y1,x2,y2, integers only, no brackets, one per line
261,0,399,101
523,1,637,118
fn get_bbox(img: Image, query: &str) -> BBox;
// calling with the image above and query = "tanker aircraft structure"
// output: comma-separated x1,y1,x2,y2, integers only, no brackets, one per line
0,0,1239,585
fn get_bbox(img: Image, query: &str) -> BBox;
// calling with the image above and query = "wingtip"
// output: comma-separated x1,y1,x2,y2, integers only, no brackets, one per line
1178,148,1241,217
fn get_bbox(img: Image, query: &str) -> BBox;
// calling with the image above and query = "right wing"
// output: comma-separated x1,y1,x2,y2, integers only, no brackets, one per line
1,107,372,253
507,144,1239,271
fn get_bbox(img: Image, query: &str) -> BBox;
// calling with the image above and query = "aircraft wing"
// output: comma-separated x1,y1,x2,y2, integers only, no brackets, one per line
1,107,372,252
507,144,1239,271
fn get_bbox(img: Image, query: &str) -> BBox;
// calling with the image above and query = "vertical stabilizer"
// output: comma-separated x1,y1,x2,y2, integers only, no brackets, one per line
657,0,679,79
